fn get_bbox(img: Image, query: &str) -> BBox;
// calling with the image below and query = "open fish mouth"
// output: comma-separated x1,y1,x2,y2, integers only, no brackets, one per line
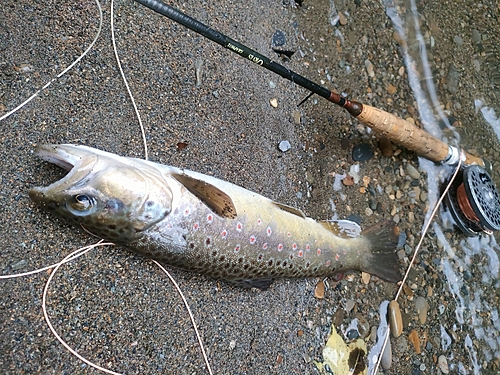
29,144,98,198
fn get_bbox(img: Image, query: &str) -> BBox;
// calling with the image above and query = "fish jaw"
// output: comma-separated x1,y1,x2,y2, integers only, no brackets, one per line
29,144,173,243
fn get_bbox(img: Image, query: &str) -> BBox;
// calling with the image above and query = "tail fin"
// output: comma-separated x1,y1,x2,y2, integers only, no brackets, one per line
360,220,401,282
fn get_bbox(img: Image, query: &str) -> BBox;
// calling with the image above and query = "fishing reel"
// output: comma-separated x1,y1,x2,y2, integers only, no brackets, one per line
444,164,500,236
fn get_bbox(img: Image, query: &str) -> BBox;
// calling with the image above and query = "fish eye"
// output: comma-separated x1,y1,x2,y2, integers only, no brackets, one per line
67,194,95,216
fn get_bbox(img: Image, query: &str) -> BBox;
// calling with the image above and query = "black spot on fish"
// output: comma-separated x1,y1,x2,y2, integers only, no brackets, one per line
305,262,310,268
243,264,250,270
206,237,211,246
189,243,195,249
258,254,263,261
108,224,117,230
105,198,124,213
289,254,294,260
237,257,243,263
219,255,225,262
282,261,287,267
268,259,273,267
211,250,217,257
146,200,155,207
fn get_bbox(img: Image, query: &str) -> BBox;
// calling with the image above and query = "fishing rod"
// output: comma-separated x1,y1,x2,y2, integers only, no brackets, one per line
132,0,500,236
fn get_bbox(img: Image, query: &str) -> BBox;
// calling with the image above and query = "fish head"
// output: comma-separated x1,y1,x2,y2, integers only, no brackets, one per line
29,144,172,243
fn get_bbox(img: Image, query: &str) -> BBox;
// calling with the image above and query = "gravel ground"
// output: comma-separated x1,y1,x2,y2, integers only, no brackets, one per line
1,0,499,374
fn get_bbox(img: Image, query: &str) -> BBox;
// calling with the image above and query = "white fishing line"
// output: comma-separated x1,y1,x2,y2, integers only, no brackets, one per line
371,152,463,375
0,241,113,279
0,0,103,122
110,2,211,373
110,0,149,161
152,260,214,375
42,241,124,375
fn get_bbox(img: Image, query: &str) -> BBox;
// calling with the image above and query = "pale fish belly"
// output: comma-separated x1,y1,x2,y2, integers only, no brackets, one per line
131,193,365,288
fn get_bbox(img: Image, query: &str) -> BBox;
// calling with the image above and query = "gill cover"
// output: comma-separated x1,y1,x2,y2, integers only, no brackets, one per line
30,144,173,242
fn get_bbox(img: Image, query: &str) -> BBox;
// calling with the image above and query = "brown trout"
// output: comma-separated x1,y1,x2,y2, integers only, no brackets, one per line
29,144,401,289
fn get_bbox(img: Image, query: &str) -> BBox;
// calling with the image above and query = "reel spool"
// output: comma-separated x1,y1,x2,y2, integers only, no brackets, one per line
445,165,500,236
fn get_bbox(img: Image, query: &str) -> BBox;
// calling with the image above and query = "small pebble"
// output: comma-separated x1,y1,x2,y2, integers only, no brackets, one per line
342,175,354,186
338,12,347,26
381,336,392,369
365,59,375,78
446,64,459,95
453,35,463,45
314,280,325,299
415,297,429,324
352,143,374,161
406,164,420,179
471,29,481,43
293,109,301,124
387,84,397,95
272,30,286,47
270,98,278,108
278,140,291,152
408,329,421,354
437,355,449,374
379,138,393,157
346,329,359,340
345,299,355,312
389,300,403,337
420,192,428,203
361,272,371,284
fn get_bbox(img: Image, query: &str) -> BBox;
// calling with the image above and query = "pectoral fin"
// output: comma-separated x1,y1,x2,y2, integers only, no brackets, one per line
172,173,237,219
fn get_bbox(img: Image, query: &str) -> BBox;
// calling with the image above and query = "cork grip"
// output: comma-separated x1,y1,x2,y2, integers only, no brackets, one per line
357,104,485,167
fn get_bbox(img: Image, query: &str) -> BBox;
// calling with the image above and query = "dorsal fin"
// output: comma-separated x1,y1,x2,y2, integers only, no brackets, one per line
272,202,306,218
319,220,362,238
172,173,237,219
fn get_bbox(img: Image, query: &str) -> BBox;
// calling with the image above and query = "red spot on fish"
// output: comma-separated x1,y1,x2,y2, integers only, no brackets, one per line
306,244,311,251
205,237,212,247
234,244,241,253
262,243,268,250
287,232,291,237
184,208,190,216
221,229,228,239
249,235,256,244
207,214,213,223
267,226,272,236
298,250,304,257
326,260,331,267
167,223,173,229
236,222,243,232
277,243,283,252
292,243,297,250
335,254,340,261
257,218,262,225
317,248,321,256
193,222,199,231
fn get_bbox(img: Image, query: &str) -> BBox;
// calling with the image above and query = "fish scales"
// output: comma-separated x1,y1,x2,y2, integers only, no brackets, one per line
29,144,401,289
